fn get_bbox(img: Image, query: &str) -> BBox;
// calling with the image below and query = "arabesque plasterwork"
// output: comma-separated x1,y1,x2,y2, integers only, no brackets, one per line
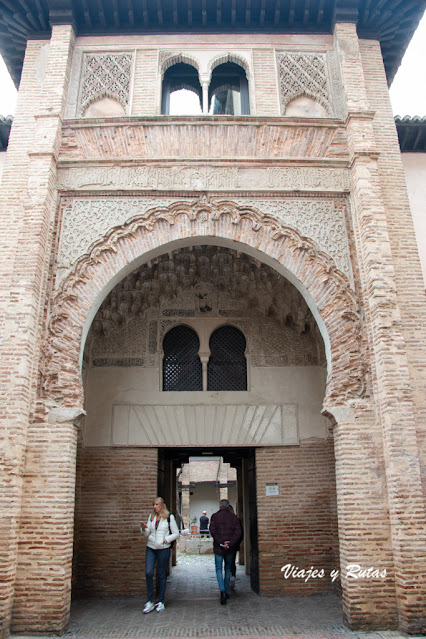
56,196,353,287
233,198,353,284
77,52,134,117
45,199,367,407
277,51,332,115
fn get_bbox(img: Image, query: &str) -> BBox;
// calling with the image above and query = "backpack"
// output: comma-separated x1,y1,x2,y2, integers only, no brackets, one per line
167,514,177,548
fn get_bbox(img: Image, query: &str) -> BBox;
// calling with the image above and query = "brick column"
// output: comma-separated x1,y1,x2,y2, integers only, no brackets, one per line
0,24,75,637
11,411,81,633
331,405,397,628
334,23,426,633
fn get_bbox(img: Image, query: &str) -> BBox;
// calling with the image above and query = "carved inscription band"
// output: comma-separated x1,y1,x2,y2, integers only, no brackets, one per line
57,165,350,193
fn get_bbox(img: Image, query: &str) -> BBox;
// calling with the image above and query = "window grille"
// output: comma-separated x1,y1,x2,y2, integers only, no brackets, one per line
163,325,202,391
207,326,247,391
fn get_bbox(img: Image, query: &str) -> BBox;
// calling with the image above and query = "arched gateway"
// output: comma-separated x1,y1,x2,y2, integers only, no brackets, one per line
28,197,368,618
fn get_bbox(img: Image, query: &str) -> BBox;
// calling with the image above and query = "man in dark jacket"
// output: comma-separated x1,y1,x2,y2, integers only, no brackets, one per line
209,499,243,605
199,511,209,537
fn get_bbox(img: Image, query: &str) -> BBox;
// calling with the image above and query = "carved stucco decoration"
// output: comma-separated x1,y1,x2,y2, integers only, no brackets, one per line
44,198,367,410
78,52,134,117
208,52,250,78
233,198,353,285
56,196,353,287
277,52,332,116
56,165,350,193
56,197,178,285
159,51,200,77
87,246,323,368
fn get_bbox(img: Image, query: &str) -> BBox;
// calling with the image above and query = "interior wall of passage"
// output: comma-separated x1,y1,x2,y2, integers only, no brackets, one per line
78,237,332,376
82,244,328,449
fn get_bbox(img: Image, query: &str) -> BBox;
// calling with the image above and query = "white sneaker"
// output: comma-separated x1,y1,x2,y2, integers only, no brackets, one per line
143,601,155,614
155,602,165,612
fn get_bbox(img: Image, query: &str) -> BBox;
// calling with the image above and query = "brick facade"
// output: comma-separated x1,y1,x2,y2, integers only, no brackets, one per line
73,446,157,598
256,442,339,597
0,14,425,639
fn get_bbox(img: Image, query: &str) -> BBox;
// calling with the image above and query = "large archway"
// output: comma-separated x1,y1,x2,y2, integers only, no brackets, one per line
72,240,339,601
13,198,373,631
42,198,366,607
43,199,366,416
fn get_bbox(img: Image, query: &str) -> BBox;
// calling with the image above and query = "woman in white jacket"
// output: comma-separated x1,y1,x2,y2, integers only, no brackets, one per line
140,496,179,613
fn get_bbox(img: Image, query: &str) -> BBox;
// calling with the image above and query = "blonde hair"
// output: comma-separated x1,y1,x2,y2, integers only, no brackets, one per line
151,496,169,520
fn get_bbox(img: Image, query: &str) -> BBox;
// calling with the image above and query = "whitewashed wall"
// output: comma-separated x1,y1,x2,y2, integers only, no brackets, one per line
402,153,426,287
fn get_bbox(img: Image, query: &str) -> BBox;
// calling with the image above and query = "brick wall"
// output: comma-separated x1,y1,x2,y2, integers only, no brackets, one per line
334,24,426,632
73,447,157,597
360,39,426,498
0,25,75,638
256,441,338,596
252,49,280,116
132,50,158,116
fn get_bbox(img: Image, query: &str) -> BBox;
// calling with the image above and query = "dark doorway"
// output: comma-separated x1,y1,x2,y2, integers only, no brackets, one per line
157,446,259,593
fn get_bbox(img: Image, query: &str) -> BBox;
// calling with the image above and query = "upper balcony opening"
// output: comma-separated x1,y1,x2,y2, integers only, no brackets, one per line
209,62,250,115
161,62,202,115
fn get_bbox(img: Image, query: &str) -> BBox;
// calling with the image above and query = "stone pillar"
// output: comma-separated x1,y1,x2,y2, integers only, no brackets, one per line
199,352,209,390
181,486,190,528
0,23,75,638
220,487,228,500
334,22,426,633
200,78,209,114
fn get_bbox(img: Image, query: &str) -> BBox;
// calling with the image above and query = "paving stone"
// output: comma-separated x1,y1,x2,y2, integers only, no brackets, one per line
11,555,413,639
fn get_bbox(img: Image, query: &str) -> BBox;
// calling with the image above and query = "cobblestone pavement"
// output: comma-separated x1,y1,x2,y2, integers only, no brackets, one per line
11,555,420,639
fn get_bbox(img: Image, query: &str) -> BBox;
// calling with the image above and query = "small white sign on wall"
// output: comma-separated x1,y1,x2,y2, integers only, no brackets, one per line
265,482,279,496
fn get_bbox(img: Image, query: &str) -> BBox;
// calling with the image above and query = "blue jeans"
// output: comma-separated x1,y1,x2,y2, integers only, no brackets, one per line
145,546,170,603
214,552,233,594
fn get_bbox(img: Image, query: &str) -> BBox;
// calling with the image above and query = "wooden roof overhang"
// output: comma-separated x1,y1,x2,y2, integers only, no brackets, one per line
395,116,426,153
0,0,425,88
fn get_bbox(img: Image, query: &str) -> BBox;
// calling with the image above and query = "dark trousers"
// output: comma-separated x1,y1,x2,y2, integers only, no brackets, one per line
145,546,170,603
231,550,237,577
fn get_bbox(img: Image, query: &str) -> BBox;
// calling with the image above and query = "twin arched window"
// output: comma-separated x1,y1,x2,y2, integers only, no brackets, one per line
163,325,203,391
163,325,247,391
162,61,250,116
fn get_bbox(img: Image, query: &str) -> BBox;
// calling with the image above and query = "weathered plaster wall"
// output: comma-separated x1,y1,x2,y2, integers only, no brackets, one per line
83,366,327,447
401,153,426,287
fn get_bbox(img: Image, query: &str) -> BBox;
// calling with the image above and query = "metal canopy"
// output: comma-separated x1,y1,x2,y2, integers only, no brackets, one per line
0,0,424,88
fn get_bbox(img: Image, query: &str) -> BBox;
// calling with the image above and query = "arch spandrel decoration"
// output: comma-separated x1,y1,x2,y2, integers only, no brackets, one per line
43,199,367,410
159,52,201,78
207,53,251,80
77,52,134,117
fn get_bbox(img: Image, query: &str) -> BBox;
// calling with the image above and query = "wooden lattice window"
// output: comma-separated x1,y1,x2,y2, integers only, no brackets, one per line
207,326,247,391
163,325,202,391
